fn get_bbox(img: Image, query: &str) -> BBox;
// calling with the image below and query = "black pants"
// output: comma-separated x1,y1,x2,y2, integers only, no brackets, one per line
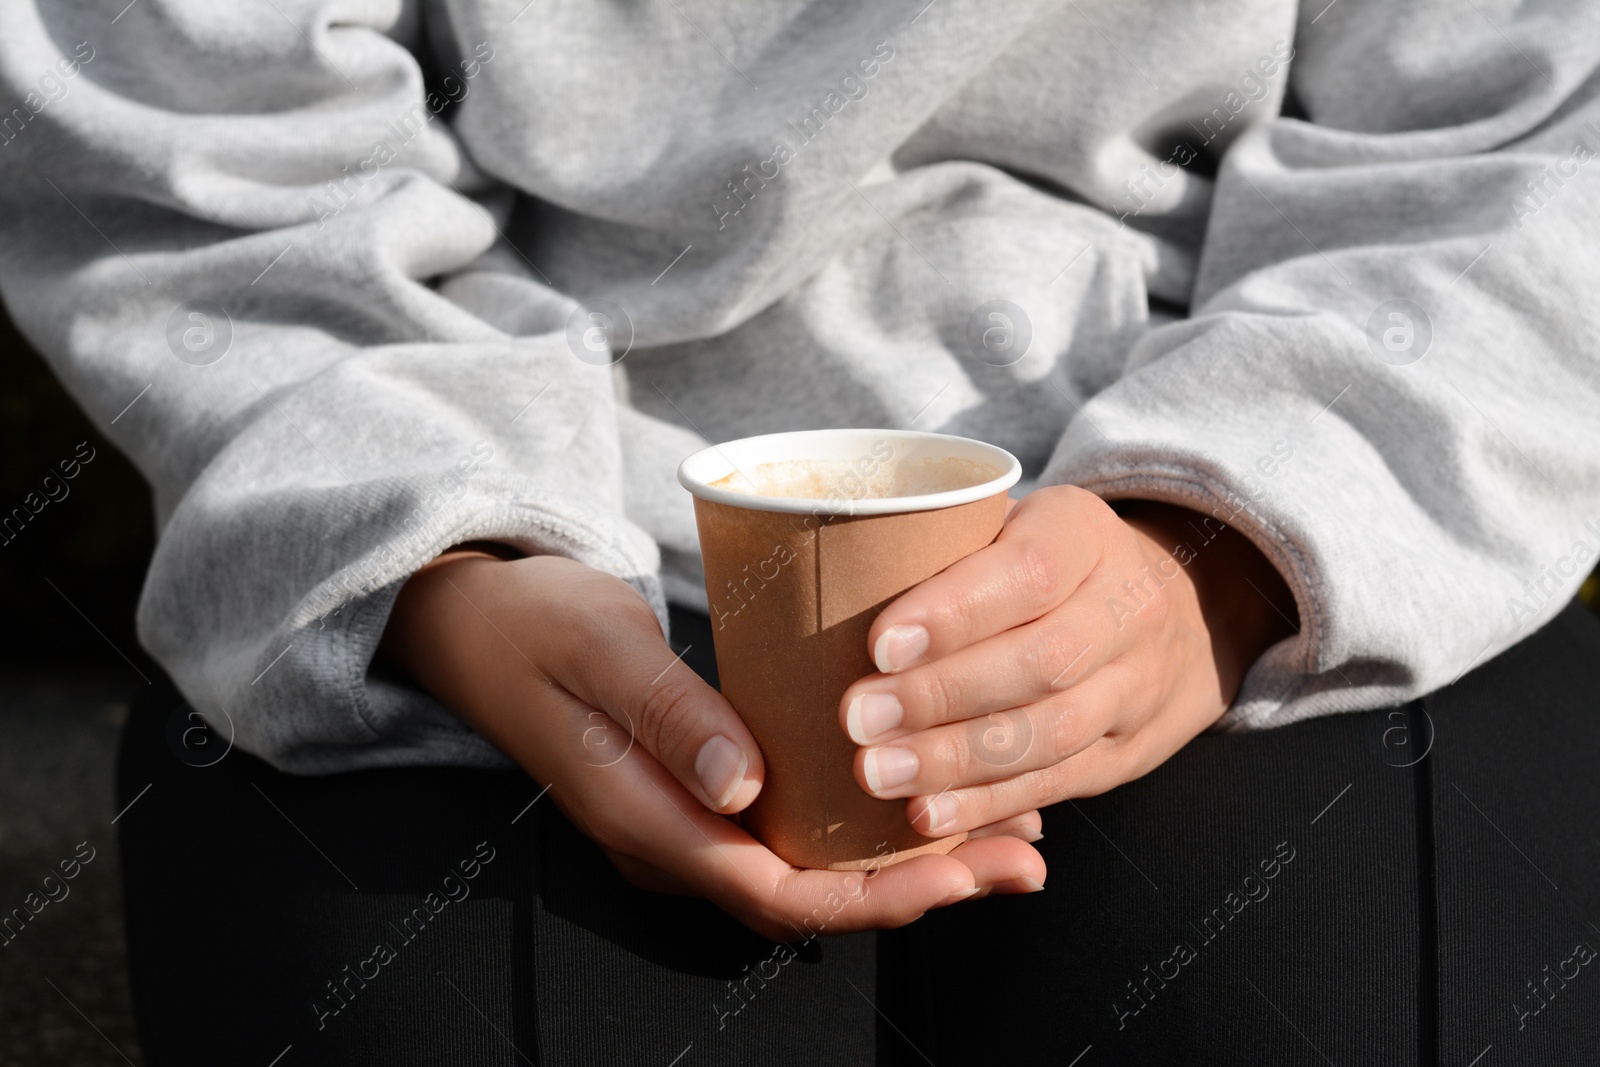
117,604,1600,1065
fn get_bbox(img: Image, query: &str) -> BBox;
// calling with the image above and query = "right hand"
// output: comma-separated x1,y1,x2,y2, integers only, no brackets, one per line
379,549,1047,942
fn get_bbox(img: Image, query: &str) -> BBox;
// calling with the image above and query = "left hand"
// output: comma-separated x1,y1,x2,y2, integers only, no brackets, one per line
838,486,1298,837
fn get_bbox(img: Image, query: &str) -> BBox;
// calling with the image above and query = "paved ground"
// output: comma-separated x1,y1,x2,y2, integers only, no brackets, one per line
0,670,145,1066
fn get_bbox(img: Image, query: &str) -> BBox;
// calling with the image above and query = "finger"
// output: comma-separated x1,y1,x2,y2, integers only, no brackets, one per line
841,573,1136,744
904,737,1139,837
521,683,989,941
614,837,1044,926
947,833,1046,897
558,700,1058,936
609,761,981,937
522,670,1049,938
867,485,1116,672
549,588,764,814
853,670,1122,799
617,805,1042,894
965,809,1043,843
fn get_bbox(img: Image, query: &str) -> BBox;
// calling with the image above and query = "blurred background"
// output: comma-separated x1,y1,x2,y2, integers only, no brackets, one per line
2,303,151,1064
1,297,1596,1064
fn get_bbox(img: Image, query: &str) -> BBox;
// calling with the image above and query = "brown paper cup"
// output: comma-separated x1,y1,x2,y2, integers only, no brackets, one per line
678,430,1022,870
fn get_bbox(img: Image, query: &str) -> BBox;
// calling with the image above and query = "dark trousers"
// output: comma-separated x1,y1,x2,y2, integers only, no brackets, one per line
117,604,1600,1065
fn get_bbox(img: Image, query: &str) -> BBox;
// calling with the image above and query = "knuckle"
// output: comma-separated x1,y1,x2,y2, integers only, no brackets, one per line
931,729,976,782
1069,485,1118,526
1012,538,1063,605
570,591,650,654
1137,576,1173,630
1036,760,1079,805
1041,484,1114,527
605,587,662,632
914,664,964,725
1046,736,1116,801
1024,624,1076,686
635,679,702,764
965,707,1035,770
564,608,613,659
1042,704,1094,763
924,584,979,645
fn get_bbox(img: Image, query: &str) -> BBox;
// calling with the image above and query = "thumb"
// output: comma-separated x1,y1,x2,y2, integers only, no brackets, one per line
555,607,764,814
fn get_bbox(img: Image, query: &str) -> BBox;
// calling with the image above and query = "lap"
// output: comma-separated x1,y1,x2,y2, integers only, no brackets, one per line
117,670,876,1064
116,605,1600,1065
884,601,1600,1064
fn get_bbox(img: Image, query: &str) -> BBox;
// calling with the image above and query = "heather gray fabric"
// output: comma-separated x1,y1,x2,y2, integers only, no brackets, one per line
1,0,1597,772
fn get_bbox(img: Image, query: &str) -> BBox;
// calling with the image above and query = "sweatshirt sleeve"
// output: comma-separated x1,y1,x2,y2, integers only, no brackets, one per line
1042,0,1600,729
0,1,662,772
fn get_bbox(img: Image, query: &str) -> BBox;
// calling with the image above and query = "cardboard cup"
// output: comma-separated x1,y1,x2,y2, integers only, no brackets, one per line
677,430,1022,870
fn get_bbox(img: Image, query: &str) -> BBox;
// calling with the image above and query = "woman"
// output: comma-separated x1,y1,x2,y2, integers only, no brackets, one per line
3,0,1598,1062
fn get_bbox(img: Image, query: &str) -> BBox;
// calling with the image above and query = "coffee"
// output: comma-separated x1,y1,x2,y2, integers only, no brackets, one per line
710,456,1001,501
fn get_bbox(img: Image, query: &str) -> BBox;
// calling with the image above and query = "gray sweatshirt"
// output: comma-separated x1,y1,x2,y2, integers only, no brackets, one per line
2,0,1597,774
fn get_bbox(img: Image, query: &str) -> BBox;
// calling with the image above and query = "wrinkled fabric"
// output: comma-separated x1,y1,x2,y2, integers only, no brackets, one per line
1,0,1596,772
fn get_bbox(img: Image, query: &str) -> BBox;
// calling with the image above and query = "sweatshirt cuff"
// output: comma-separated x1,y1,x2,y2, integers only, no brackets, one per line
182,479,664,775
1038,317,1443,732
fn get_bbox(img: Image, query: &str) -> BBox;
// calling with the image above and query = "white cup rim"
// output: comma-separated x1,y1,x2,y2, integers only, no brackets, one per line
676,429,1022,516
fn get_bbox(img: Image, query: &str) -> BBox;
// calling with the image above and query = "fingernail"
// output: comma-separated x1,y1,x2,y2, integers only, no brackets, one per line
863,746,919,794
937,885,980,907
846,692,903,744
1019,827,1044,844
919,791,959,834
695,735,747,810
873,625,929,673
1018,877,1045,893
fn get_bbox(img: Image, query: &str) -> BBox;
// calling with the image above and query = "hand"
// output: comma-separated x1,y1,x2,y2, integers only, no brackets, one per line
838,487,1297,837
379,549,1046,942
